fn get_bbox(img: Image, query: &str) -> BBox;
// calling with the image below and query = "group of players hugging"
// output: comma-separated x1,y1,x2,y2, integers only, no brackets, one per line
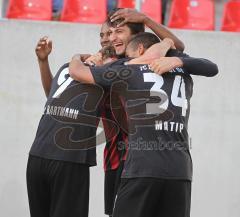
26,8,218,217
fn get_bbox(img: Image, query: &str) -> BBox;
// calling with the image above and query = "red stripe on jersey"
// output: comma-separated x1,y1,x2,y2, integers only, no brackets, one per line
101,93,128,171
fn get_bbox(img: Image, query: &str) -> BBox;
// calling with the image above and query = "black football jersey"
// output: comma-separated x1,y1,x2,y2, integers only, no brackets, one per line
90,57,194,180
30,63,105,165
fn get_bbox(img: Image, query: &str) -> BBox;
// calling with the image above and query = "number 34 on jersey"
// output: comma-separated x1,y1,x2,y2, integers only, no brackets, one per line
143,72,190,117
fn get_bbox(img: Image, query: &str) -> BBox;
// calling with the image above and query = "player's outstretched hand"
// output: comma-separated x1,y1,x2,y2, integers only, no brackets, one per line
110,8,146,27
35,36,52,61
149,57,183,75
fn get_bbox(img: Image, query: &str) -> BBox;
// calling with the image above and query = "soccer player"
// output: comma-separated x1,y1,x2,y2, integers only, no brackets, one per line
91,9,187,217
27,41,118,217
68,32,218,217
98,21,129,217
33,8,186,217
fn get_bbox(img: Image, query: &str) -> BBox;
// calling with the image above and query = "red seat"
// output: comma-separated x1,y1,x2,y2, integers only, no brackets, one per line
118,0,135,8
168,0,215,30
141,0,162,23
118,0,162,23
221,0,240,32
6,0,52,21
60,0,107,24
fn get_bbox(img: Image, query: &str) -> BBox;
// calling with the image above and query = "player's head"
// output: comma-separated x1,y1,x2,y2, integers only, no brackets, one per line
99,45,118,64
106,8,145,56
100,22,111,48
125,32,160,58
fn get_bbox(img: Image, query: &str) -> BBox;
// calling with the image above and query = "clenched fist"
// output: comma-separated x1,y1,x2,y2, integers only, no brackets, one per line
35,36,52,61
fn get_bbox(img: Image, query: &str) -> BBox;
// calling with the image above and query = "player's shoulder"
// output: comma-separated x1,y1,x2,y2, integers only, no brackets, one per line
90,59,123,72
56,62,69,73
95,58,130,72
52,63,69,79
109,58,130,67
60,62,70,69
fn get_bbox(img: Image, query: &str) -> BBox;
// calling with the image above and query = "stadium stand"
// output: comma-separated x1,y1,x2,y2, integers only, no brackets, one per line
3,0,239,30
141,0,162,23
168,0,215,30
6,0,52,20
118,0,162,23
221,0,240,32
60,0,107,24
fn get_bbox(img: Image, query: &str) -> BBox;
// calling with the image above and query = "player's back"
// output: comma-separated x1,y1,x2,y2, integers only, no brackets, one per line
30,63,104,166
96,58,194,180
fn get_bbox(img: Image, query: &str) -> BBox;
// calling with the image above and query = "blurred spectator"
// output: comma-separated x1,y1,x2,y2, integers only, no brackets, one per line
107,0,117,12
52,0,63,20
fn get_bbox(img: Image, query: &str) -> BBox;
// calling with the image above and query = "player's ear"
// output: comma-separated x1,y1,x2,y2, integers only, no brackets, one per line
138,43,145,56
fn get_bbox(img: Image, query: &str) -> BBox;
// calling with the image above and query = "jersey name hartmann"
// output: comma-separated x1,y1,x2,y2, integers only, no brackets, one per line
44,105,79,120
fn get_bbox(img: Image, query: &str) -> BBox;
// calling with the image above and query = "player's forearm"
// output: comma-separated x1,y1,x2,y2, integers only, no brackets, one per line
38,58,53,97
143,39,174,60
180,57,219,77
69,58,95,84
144,16,185,51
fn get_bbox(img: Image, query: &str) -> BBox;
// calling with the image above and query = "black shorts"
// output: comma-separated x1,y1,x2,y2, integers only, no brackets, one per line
113,178,191,217
26,155,90,217
104,160,124,216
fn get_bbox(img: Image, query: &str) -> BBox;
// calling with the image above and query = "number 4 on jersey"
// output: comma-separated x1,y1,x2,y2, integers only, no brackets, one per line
171,75,188,116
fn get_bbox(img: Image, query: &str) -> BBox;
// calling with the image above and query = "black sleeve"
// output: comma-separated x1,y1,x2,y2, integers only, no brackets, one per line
179,57,219,77
167,49,219,77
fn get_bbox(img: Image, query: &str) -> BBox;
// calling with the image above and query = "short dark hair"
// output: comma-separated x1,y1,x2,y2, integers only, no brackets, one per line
128,32,160,51
99,45,117,60
107,8,145,35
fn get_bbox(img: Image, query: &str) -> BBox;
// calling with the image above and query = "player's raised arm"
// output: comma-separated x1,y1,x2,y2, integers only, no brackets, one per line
110,8,185,51
35,36,53,97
